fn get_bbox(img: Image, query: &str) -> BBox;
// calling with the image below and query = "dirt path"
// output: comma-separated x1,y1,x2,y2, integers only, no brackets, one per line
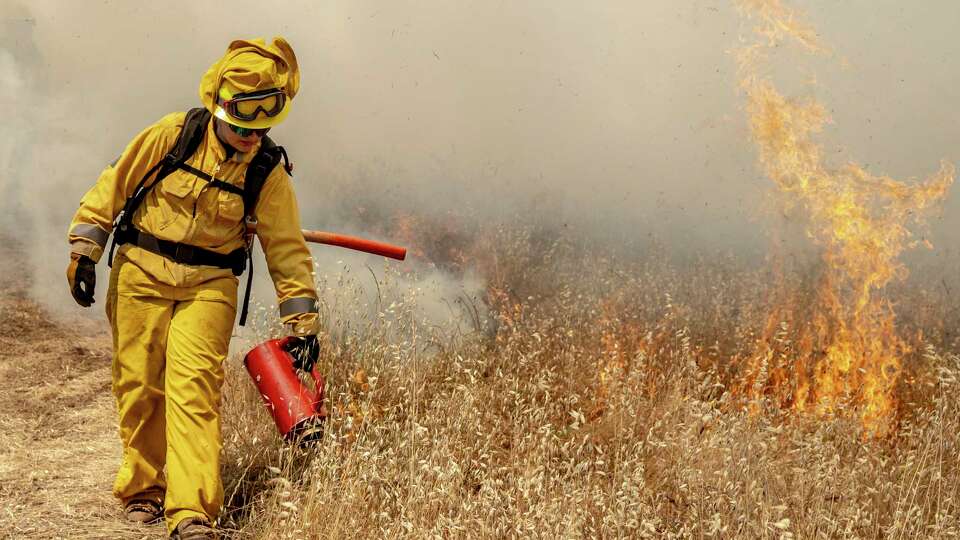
0,243,167,539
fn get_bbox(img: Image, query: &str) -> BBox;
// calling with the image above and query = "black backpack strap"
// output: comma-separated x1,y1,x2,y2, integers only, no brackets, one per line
176,162,245,197
164,108,211,174
108,108,212,266
237,136,293,327
107,111,291,329
242,136,284,216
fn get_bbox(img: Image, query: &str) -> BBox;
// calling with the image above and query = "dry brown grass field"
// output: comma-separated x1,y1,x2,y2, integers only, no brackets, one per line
5,2,958,539
1,220,959,539
217,224,960,540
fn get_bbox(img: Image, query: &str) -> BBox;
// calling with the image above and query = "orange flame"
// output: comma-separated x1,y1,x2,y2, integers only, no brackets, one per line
737,0,954,436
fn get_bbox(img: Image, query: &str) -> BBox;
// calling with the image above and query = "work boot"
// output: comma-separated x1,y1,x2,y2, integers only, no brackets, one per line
124,499,163,524
170,516,217,539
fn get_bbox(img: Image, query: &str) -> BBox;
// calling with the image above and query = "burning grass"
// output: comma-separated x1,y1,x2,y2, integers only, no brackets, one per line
735,0,955,438
219,225,960,538
220,3,960,534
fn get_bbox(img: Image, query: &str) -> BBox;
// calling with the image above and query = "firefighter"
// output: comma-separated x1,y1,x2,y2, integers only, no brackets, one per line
66,37,320,539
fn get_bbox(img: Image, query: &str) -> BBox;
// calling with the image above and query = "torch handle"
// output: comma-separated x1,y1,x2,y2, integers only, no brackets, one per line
301,230,407,260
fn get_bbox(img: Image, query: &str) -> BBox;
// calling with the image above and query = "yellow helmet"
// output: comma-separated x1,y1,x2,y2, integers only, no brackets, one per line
199,37,299,129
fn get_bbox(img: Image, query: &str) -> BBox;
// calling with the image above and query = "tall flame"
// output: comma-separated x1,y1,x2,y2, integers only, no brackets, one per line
737,0,954,436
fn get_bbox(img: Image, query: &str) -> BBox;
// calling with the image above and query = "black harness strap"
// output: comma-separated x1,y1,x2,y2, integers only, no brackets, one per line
108,108,212,266
176,162,245,197
106,107,292,327
116,228,247,274
235,137,284,326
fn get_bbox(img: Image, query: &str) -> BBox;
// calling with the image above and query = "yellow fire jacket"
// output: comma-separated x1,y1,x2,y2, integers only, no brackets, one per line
68,112,319,334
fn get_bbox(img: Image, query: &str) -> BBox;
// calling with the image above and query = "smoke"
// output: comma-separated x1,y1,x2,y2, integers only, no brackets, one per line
3,1,959,330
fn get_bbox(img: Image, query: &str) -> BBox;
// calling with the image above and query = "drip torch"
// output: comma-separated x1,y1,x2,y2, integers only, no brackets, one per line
244,230,406,442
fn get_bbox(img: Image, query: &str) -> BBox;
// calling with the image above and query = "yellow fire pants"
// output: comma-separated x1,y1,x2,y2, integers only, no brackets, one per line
106,249,237,533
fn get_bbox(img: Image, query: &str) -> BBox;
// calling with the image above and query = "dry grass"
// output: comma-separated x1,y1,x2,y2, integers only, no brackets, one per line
0,240,165,539
217,226,960,539
1,225,958,539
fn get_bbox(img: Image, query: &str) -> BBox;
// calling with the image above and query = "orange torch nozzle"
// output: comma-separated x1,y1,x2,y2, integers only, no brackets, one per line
301,229,407,260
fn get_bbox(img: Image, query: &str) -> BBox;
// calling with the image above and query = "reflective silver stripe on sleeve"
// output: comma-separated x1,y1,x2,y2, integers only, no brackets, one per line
279,297,318,317
70,223,111,248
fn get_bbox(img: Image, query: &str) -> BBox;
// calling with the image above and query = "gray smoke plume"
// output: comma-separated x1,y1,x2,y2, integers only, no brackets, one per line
3,0,959,334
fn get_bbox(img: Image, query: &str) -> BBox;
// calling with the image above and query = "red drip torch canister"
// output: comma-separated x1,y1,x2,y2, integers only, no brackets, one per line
244,337,327,442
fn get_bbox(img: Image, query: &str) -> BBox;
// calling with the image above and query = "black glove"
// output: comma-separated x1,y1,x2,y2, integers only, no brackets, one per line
67,253,96,307
288,334,319,373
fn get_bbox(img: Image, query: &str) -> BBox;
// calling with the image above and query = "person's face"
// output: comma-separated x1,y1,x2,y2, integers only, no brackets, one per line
214,118,264,154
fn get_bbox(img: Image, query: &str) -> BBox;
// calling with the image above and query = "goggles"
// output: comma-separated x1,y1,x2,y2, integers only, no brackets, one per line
218,88,287,122
228,124,270,138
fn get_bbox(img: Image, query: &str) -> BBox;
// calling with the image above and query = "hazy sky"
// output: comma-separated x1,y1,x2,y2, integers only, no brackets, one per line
2,0,959,313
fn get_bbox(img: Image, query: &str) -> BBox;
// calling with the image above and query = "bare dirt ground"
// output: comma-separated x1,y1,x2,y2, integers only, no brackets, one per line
0,242,167,540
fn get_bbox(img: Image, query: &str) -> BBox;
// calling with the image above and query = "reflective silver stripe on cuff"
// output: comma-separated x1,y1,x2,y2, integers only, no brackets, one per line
279,297,318,317
70,223,111,248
